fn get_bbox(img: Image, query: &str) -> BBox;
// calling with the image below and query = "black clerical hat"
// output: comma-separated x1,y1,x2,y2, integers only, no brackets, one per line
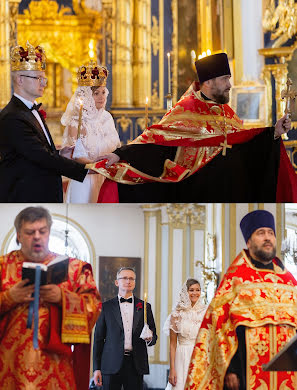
240,210,276,243
195,53,231,83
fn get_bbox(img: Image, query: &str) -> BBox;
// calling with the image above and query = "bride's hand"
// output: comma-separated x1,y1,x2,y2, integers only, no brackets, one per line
96,153,120,167
168,368,177,386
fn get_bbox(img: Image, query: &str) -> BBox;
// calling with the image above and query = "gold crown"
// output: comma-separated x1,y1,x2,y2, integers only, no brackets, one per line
10,41,46,72
77,61,109,86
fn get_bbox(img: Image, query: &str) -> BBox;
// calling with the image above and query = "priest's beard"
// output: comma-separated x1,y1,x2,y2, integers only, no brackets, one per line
250,240,277,262
212,91,230,104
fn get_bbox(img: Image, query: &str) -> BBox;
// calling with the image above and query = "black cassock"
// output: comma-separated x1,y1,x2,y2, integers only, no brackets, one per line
114,127,280,203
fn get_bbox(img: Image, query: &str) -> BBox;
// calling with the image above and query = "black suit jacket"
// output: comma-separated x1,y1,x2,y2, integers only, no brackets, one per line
0,95,87,202
93,296,157,375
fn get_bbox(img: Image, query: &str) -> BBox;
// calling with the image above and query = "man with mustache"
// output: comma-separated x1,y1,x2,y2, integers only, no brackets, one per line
185,210,297,390
89,53,296,202
0,206,101,389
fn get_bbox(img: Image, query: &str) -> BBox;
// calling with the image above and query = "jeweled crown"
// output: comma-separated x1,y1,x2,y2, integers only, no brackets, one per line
77,61,109,86
10,41,46,71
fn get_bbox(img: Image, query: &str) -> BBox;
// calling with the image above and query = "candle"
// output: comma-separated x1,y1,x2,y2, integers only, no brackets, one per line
191,50,196,71
167,52,171,95
145,97,148,129
144,292,147,324
77,98,83,138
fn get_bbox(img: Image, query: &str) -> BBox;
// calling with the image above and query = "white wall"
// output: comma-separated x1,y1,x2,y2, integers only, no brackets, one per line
0,204,145,289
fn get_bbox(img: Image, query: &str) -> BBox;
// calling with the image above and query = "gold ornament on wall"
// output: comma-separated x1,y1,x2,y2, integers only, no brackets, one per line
167,204,206,227
151,15,160,56
151,80,159,108
263,0,297,48
116,115,132,133
18,0,102,109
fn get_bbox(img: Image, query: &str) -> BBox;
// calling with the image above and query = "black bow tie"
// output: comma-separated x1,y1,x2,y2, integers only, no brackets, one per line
120,297,133,303
31,102,42,111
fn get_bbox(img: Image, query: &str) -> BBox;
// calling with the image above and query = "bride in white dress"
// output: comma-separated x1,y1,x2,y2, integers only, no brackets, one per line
60,63,120,203
163,278,207,390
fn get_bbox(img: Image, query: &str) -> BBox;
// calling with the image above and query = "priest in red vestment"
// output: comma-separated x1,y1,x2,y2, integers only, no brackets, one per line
0,206,101,390
185,210,297,390
87,53,297,202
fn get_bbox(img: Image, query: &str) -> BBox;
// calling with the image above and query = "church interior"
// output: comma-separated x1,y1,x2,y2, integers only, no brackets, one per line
0,202,296,388
1,0,297,388
0,0,297,169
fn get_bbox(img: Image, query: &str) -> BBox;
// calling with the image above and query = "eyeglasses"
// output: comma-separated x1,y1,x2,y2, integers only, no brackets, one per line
117,277,136,282
20,75,48,84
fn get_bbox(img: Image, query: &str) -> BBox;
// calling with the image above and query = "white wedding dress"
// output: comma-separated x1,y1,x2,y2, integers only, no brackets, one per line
61,86,120,203
164,284,207,390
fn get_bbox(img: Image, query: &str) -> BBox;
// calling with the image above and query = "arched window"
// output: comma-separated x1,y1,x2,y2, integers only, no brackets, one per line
2,214,94,266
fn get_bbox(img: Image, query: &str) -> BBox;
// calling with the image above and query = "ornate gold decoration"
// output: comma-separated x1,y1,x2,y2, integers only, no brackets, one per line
116,115,132,133
18,0,102,95
11,41,46,71
281,78,297,117
9,0,21,47
136,117,149,132
151,80,159,108
167,204,206,227
261,64,288,125
77,62,108,86
22,0,71,19
151,15,159,56
263,0,297,48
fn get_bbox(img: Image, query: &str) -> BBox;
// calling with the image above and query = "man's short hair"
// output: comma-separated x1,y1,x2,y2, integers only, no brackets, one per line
14,206,52,244
116,267,136,279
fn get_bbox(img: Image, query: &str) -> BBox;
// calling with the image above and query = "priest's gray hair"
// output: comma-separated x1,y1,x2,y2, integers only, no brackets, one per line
116,267,136,279
14,206,52,244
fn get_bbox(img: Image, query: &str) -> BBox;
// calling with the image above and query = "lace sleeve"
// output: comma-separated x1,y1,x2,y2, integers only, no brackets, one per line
170,313,181,333
163,311,182,335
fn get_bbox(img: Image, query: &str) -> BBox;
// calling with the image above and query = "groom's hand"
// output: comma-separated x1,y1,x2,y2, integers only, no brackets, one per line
94,370,102,387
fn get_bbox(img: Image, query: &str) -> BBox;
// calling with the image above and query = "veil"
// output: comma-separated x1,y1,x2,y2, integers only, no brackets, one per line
163,280,207,336
61,86,115,161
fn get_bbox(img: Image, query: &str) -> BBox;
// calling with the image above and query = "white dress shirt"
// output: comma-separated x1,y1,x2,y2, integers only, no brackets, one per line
118,294,134,351
14,93,51,145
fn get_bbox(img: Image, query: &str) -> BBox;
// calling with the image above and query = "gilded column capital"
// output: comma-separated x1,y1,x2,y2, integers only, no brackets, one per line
166,204,206,227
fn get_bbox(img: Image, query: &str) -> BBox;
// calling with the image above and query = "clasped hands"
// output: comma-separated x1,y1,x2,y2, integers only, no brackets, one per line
9,279,62,304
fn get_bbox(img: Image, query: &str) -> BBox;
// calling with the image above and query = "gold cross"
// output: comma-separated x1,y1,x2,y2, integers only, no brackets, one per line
220,137,232,156
281,78,297,117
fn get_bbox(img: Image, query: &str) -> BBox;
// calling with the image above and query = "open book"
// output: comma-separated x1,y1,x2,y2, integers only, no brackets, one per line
22,255,69,285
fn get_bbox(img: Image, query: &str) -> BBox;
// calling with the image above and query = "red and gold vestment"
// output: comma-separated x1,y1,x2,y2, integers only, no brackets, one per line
87,84,297,201
88,85,249,184
185,250,297,390
0,250,101,390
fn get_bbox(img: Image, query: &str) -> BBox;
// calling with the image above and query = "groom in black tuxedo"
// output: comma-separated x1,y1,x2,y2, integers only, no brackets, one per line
0,42,87,202
93,267,157,390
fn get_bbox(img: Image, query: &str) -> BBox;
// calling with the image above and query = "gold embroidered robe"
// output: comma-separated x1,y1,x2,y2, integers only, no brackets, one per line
185,250,297,390
0,250,101,390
